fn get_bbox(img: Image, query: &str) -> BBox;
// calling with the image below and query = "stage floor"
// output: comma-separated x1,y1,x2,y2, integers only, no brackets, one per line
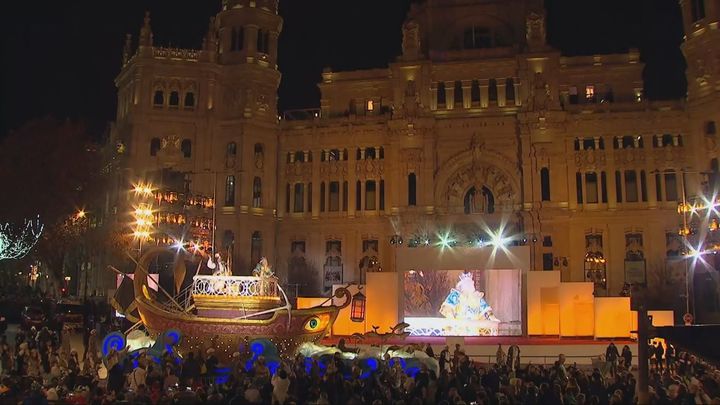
321,336,637,366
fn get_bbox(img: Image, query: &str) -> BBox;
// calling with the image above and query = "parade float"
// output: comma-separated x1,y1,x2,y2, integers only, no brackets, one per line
121,246,348,360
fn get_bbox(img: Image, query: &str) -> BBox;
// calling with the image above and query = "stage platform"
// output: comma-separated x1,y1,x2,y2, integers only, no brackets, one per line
321,336,637,366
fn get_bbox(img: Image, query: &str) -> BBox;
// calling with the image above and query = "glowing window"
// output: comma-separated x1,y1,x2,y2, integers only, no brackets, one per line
585,85,595,102
366,100,374,111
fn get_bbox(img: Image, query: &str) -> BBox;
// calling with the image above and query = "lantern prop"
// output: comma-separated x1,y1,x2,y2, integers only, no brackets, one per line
350,291,366,322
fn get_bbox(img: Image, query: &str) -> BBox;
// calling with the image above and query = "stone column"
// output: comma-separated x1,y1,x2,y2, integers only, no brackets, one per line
648,168,658,208
608,168,618,210
497,78,507,107
348,158,357,217
247,25,259,57
569,165,578,211
360,180,366,213
479,79,489,108
312,150,320,219
269,31,279,67
462,80,472,109
513,78,522,106
278,171,287,218
430,83,438,111
444,81,454,110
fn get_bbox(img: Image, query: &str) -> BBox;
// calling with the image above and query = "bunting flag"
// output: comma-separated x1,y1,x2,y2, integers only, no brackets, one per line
111,273,139,323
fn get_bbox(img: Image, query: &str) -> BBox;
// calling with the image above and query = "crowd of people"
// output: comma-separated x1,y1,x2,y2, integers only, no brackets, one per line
0,289,718,404
1,326,719,404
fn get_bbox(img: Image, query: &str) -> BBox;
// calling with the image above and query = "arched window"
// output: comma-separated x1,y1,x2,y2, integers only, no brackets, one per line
464,186,494,213
294,151,304,163
254,143,264,162
307,182,313,212
365,147,376,160
506,78,515,102
250,231,262,267
153,90,164,106
285,183,290,213
320,182,326,212
471,80,480,104
227,142,237,156
615,171,623,203
231,27,244,51
437,82,446,107
225,175,235,206
169,91,180,107
252,177,262,208
488,79,498,102
576,173,584,204
150,138,161,156
540,167,550,201
365,180,377,210
356,181,362,211
257,29,269,53
184,92,195,108
711,158,720,190
380,180,385,210
180,139,192,158
342,149,348,161
329,149,340,161
356,148,362,160
454,80,463,106
691,0,706,22
625,170,638,202
640,170,648,202
329,181,340,211
379,147,385,159
343,181,348,211
293,183,304,212
408,173,417,206
463,26,492,49
222,230,235,249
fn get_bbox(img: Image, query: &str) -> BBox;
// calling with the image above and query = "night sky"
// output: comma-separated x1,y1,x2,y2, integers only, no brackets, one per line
0,0,686,137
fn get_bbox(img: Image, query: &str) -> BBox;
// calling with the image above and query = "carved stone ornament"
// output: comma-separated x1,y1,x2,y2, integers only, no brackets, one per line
161,135,181,150
526,11,546,47
613,149,646,166
355,160,384,180
402,148,423,171
402,20,420,59
285,162,312,180
574,150,606,170
319,161,348,179
652,148,684,166
223,86,243,113
446,164,515,208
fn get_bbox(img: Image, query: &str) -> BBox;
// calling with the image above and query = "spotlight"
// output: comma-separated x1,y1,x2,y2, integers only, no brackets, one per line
488,230,508,248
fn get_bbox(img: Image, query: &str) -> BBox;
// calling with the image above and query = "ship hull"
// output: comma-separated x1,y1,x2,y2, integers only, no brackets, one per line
136,296,338,357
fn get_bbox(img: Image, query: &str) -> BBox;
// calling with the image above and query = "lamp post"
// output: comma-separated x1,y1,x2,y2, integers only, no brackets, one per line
390,234,403,273
674,168,714,322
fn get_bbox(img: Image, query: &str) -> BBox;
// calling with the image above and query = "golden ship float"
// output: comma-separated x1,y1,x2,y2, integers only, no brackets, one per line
126,246,346,357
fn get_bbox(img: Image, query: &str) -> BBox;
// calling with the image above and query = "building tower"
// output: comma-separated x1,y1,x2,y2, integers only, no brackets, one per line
112,0,283,273
679,0,720,189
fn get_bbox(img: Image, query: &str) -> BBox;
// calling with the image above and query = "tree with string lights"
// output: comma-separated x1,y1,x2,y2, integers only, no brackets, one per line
0,217,43,261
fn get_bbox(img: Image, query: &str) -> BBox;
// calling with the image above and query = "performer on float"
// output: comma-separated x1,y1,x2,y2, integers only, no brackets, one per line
208,252,231,276
252,257,277,296
439,271,500,322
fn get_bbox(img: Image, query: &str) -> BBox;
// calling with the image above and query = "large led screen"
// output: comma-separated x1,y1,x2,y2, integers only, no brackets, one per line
403,269,521,336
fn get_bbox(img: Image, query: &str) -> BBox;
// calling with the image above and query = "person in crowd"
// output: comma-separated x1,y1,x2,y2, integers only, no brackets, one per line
621,345,633,371
605,342,620,377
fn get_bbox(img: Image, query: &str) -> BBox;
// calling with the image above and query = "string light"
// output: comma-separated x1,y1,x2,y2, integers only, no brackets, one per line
0,217,44,261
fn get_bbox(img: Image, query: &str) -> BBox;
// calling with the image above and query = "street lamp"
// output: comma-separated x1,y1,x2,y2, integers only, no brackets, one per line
131,181,156,258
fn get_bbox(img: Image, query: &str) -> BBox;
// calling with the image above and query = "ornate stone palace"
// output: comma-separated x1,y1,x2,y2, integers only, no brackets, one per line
112,0,720,303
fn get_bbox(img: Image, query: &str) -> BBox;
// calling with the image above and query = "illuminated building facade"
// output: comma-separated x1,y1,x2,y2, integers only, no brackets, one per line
112,0,720,318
